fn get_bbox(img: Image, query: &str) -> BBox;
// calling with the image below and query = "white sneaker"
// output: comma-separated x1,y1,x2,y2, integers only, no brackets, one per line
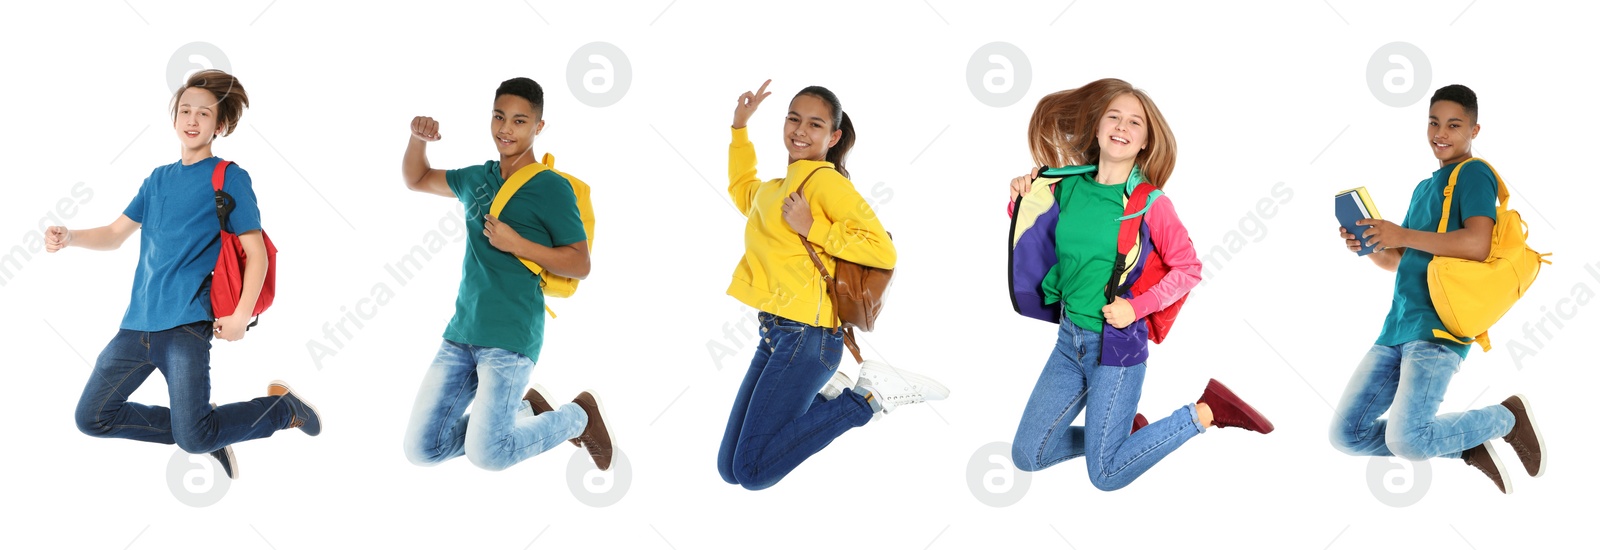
855,360,949,415
819,370,854,401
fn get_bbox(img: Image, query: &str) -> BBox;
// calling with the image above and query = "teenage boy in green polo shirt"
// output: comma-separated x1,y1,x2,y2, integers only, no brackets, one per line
399,77,612,471
1329,84,1545,494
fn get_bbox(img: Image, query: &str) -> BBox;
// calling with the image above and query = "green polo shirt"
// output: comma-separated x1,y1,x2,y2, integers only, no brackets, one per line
442,160,587,361
1375,160,1498,359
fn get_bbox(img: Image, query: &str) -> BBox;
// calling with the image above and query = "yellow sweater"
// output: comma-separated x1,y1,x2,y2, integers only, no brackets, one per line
726,126,896,328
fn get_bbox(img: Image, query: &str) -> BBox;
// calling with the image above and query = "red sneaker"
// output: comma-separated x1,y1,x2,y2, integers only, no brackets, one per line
1197,379,1274,433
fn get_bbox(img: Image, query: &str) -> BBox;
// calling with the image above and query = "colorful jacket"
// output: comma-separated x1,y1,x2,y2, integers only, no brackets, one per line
1009,165,1202,366
726,126,895,327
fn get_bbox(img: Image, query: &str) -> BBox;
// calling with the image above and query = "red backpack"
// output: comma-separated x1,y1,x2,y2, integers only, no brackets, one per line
209,160,278,328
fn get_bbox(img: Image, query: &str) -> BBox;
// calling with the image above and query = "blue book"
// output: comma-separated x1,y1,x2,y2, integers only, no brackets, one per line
1335,187,1383,256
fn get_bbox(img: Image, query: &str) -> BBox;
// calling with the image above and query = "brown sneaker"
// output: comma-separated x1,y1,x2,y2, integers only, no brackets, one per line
571,391,613,471
1131,413,1149,434
1462,443,1513,494
1499,395,1545,478
523,386,581,448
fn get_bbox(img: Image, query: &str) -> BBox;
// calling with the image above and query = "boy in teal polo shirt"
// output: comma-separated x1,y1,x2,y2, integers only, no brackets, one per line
400,77,613,471
1328,85,1545,494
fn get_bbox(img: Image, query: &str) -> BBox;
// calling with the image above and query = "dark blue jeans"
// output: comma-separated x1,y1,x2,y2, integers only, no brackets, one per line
718,312,874,490
74,321,290,454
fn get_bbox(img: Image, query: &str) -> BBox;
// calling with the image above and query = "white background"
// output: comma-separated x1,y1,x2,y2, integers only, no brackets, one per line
2,1,1594,548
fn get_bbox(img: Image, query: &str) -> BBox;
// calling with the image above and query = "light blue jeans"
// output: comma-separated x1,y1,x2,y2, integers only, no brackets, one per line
1011,320,1203,491
1329,341,1514,460
403,339,587,471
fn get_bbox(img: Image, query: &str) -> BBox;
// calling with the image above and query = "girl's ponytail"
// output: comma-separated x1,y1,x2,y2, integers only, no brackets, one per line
827,110,855,178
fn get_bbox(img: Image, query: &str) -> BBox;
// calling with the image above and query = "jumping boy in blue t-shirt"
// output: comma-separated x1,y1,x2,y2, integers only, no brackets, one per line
49,70,321,481
1329,84,1546,494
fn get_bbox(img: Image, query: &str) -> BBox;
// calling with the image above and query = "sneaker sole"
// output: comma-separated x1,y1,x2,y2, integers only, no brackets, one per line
1482,443,1514,495
578,391,615,470
206,402,239,480
268,380,322,437
860,362,951,401
213,446,239,480
1205,380,1274,434
1509,393,1546,478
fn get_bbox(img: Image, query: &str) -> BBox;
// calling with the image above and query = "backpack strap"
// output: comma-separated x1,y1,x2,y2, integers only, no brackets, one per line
212,160,234,233
1436,157,1508,234
1105,181,1162,303
792,166,865,363
490,157,561,317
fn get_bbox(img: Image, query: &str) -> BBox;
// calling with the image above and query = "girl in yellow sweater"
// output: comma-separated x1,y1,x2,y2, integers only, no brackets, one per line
717,80,948,490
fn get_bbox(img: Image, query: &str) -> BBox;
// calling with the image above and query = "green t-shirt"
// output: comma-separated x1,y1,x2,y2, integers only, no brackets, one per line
443,160,587,362
1375,160,1498,359
1042,172,1124,332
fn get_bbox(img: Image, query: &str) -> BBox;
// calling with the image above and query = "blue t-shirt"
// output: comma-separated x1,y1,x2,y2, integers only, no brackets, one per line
121,157,260,331
442,161,586,362
1375,160,1497,358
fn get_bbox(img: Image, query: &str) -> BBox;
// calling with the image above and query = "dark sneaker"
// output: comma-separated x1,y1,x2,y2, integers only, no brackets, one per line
206,402,238,479
267,381,322,436
1500,395,1545,478
1462,443,1513,494
524,385,580,448
572,391,614,471
1196,379,1274,433
1131,413,1149,434
209,446,239,480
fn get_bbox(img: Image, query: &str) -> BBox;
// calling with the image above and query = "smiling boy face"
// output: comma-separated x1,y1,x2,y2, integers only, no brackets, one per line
491,94,543,159
1428,100,1479,166
173,86,222,150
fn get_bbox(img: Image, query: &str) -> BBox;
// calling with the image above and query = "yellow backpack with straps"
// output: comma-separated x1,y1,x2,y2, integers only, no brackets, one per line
1426,158,1551,351
490,153,595,318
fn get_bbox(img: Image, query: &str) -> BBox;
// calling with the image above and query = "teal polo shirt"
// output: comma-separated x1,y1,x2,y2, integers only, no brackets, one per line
1375,160,1498,358
442,160,586,362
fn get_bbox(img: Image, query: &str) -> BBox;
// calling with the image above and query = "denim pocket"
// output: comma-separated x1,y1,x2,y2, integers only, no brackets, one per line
770,315,810,333
177,321,214,342
817,328,844,370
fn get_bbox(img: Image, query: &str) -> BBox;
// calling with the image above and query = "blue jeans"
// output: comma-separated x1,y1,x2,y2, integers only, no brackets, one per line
1011,320,1203,491
718,312,874,490
403,339,588,471
74,321,291,454
1329,341,1514,460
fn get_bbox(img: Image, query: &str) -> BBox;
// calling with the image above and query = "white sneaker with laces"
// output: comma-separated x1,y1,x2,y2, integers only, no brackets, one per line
855,360,949,415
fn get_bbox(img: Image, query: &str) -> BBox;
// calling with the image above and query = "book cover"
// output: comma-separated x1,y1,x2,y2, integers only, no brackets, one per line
1335,187,1384,256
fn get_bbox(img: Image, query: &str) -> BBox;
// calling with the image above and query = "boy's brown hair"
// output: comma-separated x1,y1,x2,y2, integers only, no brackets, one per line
170,69,249,136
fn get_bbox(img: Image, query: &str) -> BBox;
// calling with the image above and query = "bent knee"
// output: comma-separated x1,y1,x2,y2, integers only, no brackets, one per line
1088,473,1128,492
1385,431,1430,461
1010,447,1044,473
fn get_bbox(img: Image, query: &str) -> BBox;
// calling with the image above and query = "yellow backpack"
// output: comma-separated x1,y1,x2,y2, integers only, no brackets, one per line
490,153,595,318
1427,158,1550,351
